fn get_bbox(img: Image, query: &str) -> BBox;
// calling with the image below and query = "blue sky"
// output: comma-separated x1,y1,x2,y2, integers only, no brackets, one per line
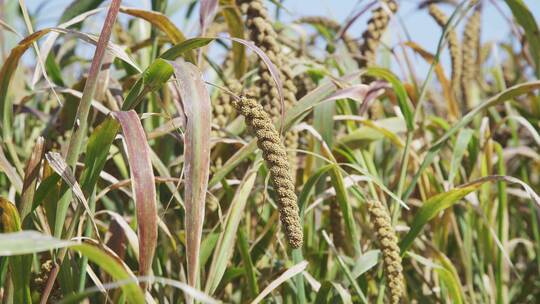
20,0,540,48
8,0,540,78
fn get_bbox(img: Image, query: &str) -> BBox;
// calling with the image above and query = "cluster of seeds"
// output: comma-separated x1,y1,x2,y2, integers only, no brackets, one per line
296,16,361,58
461,5,482,107
231,96,303,248
244,0,300,180
30,260,62,302
358,0,398,68
428,4,462,100
367,200,404,304
212,78,241,137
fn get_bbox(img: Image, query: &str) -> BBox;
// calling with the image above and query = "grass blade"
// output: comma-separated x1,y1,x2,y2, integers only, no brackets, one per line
505,0,540,78
170,59,212,296
0,143,22,193
205,158,260,295
403,81,540,201
220,0,246,77
0,198,31,303
19,136,44,223
250,261,308,304
205,160,261,294
113,110,158,285
120,7,194,62
366,67,414,131
0,231,145,304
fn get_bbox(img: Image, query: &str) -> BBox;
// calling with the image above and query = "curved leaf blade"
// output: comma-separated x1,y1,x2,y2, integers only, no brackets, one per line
113,110,158,283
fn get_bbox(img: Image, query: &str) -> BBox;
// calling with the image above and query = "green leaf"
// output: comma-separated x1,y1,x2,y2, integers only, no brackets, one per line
0,202,36,304
60,0,106,23
435,251,465,304
79,117,120,196
143,58,174,90
400,184,479,254
220,0,246,77
205,160,260,295
160,37,214,61
403,81,540,200
351,250,380,278
505,0,540,78
120,7,194,62
448,128,474,183
45,52,65,86
366,67,414,130
0,231,145,304
238,228,259,298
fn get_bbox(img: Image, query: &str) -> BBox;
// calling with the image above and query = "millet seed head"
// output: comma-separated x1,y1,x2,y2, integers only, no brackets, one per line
232,96,303,248
461,5,481,106
428,4,462,100
367,200,404,304
358,0,398,68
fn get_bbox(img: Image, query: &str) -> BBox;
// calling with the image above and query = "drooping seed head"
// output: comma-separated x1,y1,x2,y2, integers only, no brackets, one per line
232,96,303,248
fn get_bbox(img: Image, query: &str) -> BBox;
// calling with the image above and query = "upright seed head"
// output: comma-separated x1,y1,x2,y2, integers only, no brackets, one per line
428,4,462,101
358,0,398,68
461,5,481,107
245,0,297,119
296,16,360,57
244,0,299,181
367,200,404,304
232,96,303,248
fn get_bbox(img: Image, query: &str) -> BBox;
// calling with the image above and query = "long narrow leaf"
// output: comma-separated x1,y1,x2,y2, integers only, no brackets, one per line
205,159,260,295
113,110,158,284
170,59,212,295
0,231,145,304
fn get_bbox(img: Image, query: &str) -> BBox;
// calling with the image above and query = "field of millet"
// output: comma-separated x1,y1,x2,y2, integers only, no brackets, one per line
1,0,540,303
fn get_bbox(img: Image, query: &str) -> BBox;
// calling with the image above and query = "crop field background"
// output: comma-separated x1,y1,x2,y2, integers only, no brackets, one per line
1,0,540,303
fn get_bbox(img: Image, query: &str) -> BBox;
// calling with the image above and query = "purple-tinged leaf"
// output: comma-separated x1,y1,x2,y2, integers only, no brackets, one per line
324,84,370,102
170,59,212,300
359,81,391,115
200,0,218,35
112,110,157,288
106,218,128,260
337,1,377,41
